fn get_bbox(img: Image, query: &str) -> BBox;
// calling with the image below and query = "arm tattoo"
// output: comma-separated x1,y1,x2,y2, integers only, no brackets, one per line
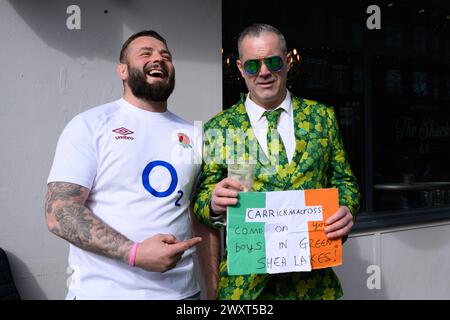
45,182,133,264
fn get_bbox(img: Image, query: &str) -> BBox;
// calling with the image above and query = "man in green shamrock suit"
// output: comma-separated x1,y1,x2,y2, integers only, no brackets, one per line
194,24,360,300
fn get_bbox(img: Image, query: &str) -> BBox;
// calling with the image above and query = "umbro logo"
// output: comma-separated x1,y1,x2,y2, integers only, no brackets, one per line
112,127,134,140
113,127,133,135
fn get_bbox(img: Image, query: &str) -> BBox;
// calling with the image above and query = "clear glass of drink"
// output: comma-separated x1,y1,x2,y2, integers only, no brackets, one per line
227,163,255,192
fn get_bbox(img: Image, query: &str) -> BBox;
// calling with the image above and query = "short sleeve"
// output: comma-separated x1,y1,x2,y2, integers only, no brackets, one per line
47,115,98,189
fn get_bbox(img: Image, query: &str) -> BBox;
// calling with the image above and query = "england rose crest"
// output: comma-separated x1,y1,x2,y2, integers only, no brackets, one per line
177,133,192,148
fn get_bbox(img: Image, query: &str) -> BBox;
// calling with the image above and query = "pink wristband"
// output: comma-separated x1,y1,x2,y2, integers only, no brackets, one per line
129,242,139,267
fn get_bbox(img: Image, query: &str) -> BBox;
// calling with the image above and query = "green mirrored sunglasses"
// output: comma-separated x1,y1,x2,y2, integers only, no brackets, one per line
243,56,284,75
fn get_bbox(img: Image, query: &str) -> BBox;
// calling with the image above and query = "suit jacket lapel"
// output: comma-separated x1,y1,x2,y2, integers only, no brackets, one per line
234,99,287,190
234,96,312,191
282,97,310,188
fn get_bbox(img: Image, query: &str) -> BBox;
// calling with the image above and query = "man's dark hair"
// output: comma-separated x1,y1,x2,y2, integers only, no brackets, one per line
237,24,287,58
119,30,168,63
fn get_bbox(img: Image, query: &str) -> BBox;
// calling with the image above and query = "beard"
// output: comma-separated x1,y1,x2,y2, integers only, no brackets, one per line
127,64,175,102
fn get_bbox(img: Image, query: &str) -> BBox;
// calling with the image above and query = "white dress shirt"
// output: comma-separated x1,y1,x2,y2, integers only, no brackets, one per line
245,91,295,164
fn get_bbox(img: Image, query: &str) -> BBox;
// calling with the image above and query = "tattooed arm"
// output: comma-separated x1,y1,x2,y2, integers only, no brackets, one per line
45,182,134,264
45,182,202,272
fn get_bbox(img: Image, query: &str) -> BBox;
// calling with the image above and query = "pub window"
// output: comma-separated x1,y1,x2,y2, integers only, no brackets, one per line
222,0,450,230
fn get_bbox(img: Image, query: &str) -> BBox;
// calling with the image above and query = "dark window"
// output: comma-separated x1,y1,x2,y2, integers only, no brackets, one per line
222,0,450,230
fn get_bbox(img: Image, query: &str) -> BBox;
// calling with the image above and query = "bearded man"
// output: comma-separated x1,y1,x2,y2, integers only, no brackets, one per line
45,30,219,300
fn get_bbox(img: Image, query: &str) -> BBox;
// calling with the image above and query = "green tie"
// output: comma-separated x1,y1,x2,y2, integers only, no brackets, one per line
263,109,288,167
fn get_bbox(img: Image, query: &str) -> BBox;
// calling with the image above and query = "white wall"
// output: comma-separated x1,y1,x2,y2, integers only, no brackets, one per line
335,219,450,299
0,0,221,299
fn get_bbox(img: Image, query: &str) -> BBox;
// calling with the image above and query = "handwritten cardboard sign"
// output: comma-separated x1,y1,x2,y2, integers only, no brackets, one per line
227,188,341,275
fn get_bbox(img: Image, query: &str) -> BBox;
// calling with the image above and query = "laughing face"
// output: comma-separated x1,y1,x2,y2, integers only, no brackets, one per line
122,36,175,102
237,32,290,109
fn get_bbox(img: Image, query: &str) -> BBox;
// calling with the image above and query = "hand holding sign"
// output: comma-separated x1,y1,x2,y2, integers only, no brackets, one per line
325,206,354,239
211,178,243,215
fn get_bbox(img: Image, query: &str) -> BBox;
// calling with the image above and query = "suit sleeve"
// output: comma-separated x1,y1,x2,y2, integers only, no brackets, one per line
193,124,227,229
326,107,361,217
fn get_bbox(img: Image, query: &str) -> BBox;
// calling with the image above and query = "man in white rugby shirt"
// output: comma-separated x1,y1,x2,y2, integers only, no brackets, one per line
45,30,219,300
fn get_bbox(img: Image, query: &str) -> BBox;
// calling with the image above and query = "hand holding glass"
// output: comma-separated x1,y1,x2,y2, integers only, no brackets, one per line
227,163,255,192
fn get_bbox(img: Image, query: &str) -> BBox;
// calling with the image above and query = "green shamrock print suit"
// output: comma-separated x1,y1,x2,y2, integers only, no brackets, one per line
193,95,360,300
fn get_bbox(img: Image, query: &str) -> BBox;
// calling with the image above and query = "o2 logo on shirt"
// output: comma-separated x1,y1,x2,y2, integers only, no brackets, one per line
142,160,183,206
